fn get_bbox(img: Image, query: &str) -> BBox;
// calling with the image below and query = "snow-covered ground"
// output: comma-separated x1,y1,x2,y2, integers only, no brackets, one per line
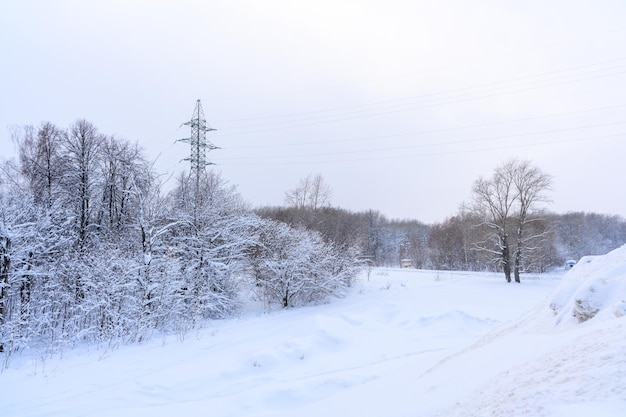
1,248,625,417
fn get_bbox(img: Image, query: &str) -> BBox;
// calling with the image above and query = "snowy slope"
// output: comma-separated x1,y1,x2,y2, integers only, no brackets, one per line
1,256,624,416
431,245,626,417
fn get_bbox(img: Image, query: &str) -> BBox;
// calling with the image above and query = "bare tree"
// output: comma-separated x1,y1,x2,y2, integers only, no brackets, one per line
308,173,332,211
284,176,309,209
471,159,551,282
97,136,150,232
15,122,65,208
62,120,104,247
511,160,552,282
471,160,517,282
284,173,332,211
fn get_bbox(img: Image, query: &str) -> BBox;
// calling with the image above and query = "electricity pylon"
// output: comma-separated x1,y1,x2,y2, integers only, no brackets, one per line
180,99,218,197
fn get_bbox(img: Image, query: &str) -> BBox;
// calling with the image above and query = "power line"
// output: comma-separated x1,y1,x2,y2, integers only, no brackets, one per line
223,103,626,150
215,58,626,135
218,119,626,162
210,25,626,114
216,56,626,125
216,68,626,136
217,132,624,166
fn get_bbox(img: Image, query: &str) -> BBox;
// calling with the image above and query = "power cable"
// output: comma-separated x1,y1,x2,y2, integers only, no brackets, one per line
214,58,626,132
217,132,624,166
217,120,626,161
216,66,626,136
223,103,626,150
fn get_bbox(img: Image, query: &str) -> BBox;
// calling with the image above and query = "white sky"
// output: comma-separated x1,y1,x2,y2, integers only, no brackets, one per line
1,0,625,223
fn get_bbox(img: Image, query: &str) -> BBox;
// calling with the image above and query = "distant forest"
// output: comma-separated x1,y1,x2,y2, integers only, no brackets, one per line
258,206,626,272
261,166,626,274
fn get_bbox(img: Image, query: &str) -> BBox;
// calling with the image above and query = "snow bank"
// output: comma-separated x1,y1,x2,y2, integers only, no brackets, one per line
549,244,626,326
432,245,626,417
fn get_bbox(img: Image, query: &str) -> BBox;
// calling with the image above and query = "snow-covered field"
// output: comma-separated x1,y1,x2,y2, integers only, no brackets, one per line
2,247,625,417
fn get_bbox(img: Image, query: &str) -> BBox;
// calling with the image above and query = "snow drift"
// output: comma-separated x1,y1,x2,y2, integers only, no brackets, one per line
435,244,626,417
549,245,626,325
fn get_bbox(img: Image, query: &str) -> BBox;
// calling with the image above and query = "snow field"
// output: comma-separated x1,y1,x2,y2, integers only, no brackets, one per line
1,253,624,416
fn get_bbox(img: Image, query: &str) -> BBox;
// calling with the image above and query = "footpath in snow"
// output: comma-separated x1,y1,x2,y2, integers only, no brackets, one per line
1,248,625,416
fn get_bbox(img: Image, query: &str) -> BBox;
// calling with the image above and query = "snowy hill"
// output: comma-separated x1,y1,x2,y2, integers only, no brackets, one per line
1,251,625,416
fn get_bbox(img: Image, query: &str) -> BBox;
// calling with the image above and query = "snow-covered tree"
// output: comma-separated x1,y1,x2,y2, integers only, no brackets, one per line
248,219,359,309
61,120,104,248
0,217,9,353
167,171,259,320
96,136,151,234
471,159,552,282
16,122,65,208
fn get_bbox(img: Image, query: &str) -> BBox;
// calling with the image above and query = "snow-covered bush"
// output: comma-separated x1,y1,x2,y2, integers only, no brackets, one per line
248,219,360,309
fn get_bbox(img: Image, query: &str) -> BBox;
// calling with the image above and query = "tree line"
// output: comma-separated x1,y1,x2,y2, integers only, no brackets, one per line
260,163,626,278
0,121,360,358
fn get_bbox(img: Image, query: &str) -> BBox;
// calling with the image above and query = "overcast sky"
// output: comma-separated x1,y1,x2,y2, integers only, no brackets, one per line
1,0,625,223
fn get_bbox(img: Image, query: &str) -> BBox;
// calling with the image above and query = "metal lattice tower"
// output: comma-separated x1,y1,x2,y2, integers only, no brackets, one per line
180,99,218,186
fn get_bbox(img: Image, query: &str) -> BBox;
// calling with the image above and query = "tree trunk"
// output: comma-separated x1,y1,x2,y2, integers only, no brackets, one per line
514,246,522,283
0,235,11,352
502,233,511,282
283,283,289,308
